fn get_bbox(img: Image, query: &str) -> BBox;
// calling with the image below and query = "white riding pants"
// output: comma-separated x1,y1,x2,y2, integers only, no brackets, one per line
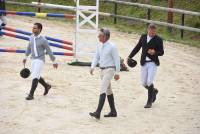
141,62,157,87
31,59,44,79
0,15,7,25
100,68,115,95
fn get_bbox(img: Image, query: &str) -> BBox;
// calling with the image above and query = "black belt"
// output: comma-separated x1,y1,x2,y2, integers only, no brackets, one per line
100,66,115,70
145,60,153,63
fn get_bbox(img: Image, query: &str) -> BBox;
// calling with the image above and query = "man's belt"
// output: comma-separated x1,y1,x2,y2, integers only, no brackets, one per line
145,60,153,63
100,66,115,70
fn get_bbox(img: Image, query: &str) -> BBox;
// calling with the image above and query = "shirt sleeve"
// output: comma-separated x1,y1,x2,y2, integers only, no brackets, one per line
111,45,120,74
43,38,55,62
25,41,31,57
91,46,100,69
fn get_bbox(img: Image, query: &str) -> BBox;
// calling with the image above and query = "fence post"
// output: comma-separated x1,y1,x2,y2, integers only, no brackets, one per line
113,3,117,24
37,0,41,12
167,0,173,32
147,8,151,26
181,14,185,39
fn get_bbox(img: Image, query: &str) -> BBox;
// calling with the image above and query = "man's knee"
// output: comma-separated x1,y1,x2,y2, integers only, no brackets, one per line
146,80,153,87
142,81,147,87
100,90,106,95
1,23,6,26
106,90,113,95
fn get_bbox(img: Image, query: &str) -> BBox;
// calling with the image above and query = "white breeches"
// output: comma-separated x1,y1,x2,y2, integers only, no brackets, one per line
100,68,115,95
141,62,157,87
0,16,7,25
31,59,44,79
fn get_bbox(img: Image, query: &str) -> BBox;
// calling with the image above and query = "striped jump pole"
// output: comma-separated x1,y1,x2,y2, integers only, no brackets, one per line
1,26,73,45
0,31,73,51
0,48,74,56
0,10,75,19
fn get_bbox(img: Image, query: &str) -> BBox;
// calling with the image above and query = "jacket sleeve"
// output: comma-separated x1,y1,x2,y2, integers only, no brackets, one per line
128,35,143,58
155,37,164,56
43,39,55,62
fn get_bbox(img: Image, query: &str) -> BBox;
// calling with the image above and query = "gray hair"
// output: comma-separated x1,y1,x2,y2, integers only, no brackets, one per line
100,28,110,40
148,23,156,29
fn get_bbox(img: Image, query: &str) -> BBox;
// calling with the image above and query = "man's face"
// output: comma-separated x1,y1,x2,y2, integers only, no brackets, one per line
148,28,156,37
98,31,106,43
32,25,41,35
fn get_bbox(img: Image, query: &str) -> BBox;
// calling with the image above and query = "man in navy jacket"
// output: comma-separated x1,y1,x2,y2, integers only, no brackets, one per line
128,23,164,108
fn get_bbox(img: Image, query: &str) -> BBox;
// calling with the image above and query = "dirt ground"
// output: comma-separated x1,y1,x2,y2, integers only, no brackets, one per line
0,16,200,134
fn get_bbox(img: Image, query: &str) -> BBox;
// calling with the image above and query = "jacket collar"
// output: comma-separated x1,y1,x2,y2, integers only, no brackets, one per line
146,34,157,44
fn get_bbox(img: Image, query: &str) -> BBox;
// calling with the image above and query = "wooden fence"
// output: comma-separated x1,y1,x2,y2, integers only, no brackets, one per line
101,0,200,38
6,0,200,38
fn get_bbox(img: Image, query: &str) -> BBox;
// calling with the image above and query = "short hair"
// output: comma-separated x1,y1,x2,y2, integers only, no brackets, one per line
34,23,43,31
100,28,110,40
148,23,156,29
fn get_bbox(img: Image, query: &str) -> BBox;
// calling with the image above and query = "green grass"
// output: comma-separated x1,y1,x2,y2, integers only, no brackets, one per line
6,0,200,47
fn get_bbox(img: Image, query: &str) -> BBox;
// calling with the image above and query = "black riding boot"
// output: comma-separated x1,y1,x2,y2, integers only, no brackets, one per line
89,93,106,119
39,77,51,95
152,86,158,103
26,78,38,100
104,94,117,117
145,84,158,103
144,85,154,108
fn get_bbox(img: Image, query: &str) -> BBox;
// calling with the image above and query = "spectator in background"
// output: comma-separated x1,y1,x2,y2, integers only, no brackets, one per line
0,0,7,37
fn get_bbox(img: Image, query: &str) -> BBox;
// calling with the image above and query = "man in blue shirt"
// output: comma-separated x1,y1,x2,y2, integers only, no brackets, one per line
89,28,120,119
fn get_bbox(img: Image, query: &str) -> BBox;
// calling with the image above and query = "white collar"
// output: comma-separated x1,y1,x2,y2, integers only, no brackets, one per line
32,34,41,39
147,35,153,39
103,40,109,46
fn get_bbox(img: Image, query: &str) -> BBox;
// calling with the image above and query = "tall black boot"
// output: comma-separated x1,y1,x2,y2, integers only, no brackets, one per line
152,85,158,103
26,78,38,100
104,94,117,117
39,77,51,96
144,85,153,108
145,84,158,103
89,93,106,119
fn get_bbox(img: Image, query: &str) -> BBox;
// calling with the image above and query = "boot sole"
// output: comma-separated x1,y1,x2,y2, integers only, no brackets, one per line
89,112,100,119
25,96,34,100
104,115,117,117
104,112,117,117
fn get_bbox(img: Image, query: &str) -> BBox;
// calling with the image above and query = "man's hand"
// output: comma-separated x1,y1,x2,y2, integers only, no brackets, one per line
126,57,130,64
114,74,120,81
53,63,58,69
23,59,27,64
90,68,94,75
148,49,156,55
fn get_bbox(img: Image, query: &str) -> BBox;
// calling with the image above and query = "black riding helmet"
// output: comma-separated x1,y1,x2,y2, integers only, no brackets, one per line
127,58,137,68
20,68,30,78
